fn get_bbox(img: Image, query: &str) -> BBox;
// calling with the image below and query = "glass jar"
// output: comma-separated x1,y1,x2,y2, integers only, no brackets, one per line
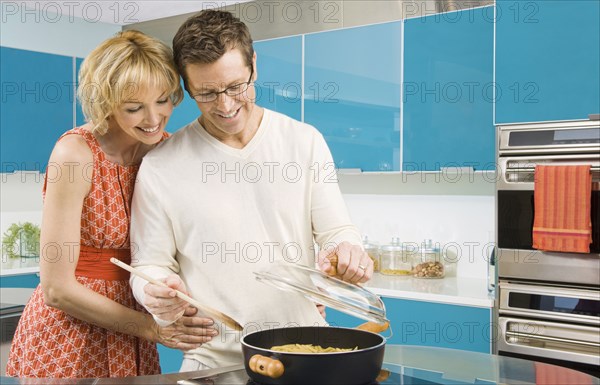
412,239,445,279
362,235,380,272
380,237,411,276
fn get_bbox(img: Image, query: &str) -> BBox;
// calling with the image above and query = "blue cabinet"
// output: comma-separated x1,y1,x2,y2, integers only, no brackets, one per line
165,81,199,133
1,47,74,173
495,0,600,123
327,297,492,354
0,273,40,288
75,57,86,127
304,22,402,171
403,7,495,171
254,36,303,121
157,344,183,373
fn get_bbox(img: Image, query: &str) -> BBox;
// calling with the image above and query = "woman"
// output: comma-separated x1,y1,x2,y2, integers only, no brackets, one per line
6,30,215,378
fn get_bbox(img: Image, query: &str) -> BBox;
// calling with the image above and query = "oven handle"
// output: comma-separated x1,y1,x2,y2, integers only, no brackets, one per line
506,166,600,173
505,331,600,348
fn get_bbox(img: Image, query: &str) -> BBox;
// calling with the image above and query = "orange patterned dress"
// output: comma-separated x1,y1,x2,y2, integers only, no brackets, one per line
6,127,164,378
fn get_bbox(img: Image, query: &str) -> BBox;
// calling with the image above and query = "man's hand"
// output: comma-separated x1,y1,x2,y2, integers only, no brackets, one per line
143,274,190,323
317,241,373,284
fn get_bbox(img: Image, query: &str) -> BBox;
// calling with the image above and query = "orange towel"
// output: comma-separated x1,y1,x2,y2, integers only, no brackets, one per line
532,165,592,253
535,362,593,385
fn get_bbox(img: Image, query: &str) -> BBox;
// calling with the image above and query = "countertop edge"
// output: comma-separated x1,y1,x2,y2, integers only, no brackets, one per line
0,266,40,277
368,286,495,308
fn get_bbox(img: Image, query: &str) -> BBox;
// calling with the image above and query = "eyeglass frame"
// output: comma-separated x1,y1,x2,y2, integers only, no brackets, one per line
189,67,254,103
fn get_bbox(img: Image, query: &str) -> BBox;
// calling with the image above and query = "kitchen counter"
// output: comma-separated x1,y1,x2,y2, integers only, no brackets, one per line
366,273,494,308
2,345,597,384
0,269,494,308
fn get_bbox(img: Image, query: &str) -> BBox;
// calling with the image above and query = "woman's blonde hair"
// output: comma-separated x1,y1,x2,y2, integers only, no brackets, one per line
78,30,183,135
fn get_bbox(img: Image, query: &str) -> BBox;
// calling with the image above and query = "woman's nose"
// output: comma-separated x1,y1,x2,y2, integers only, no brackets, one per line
144,107,162,126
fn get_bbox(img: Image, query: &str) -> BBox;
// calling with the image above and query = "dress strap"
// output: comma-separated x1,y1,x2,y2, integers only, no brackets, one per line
75,245,131,280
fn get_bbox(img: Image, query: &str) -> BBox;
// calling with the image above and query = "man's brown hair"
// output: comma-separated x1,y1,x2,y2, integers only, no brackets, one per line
173,10,254,92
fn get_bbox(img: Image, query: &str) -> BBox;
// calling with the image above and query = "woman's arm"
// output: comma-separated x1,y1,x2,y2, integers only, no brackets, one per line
39,135,209,348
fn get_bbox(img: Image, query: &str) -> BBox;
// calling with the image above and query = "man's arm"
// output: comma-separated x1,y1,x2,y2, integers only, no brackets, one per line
309,131,373,283
130,162,189,324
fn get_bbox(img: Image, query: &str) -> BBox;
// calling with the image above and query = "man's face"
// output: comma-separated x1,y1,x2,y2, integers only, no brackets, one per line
185,49,258,144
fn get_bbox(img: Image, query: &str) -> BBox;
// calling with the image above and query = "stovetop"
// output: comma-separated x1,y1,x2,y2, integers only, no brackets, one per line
177,367,491,385
179,368,393,385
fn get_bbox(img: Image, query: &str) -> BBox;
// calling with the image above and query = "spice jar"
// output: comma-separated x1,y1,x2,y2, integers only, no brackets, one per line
362,235,380,272
380,237,411,276
412,239,445,279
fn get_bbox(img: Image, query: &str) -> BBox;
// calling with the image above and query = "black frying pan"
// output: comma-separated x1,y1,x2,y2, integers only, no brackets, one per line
241,326,385,385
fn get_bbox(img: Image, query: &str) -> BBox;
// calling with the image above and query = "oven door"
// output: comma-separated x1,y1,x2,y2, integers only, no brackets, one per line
497,316,600,377
497,155,600,285
499,282,599,326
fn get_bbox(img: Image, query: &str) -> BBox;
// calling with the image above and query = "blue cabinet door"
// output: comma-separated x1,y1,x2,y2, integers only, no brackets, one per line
1,47,74,172
327,297,492,353
495,0,600,123
254,36,303,121
157,344,183,373
75,57,86,127
403,7,495,171
305,22,402,172
165,80,199,133
0,273,40,288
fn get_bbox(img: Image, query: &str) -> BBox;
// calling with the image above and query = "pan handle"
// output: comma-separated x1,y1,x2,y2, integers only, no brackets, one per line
249,354,285,379
356,321,394,341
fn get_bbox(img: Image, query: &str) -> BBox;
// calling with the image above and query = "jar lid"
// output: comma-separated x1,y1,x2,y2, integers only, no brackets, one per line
420,239,440,253
362,235,379,250
380,236,404,252
254,262,388,325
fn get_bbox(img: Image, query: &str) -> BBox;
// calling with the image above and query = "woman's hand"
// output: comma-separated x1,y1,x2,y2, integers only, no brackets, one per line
155,307,219,351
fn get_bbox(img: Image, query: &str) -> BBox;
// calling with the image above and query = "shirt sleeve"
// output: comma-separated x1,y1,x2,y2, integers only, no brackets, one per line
309,130,363,250
130,159,180,324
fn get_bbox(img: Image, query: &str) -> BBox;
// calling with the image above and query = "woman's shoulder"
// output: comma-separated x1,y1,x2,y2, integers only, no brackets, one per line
50,127,94,167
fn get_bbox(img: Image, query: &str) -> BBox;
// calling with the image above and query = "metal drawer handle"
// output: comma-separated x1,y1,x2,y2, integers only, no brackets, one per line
506,331,600,347
506,166,600,172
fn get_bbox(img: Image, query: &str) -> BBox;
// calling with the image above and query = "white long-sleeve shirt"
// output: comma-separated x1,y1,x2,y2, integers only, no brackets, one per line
130,109,362,368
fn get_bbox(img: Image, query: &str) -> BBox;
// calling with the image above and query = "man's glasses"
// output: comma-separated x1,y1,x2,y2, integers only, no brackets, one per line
190,68,254,103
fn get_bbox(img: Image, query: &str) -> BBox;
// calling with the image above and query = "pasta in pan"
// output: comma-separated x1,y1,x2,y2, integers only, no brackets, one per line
270,344,358,353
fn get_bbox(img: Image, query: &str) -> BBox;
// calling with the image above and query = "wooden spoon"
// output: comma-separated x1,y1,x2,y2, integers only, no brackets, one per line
110,258,243,331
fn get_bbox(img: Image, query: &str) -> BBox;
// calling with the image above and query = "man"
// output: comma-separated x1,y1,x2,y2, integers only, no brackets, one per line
130,9,373,371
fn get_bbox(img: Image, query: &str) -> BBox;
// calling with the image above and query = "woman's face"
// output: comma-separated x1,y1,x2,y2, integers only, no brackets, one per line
108,85,174,144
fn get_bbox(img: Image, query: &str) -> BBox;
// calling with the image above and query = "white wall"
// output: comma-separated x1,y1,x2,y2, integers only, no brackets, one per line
0,2,121,57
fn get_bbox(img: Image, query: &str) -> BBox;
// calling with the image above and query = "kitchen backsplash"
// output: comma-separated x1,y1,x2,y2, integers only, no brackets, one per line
1,173,493,278
342,193,493,279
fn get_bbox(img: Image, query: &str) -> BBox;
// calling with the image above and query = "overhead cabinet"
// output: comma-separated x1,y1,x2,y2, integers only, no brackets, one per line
403,7,495,171
304,22,402,172
495,0,600,123
252,7,496,173
1,47,74,173
254,36,303,122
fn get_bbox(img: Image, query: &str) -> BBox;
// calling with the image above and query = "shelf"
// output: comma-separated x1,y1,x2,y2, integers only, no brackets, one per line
338,170,496,196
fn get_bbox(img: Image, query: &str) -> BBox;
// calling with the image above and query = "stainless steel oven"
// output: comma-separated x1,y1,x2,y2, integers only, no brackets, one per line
495,119,600,377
